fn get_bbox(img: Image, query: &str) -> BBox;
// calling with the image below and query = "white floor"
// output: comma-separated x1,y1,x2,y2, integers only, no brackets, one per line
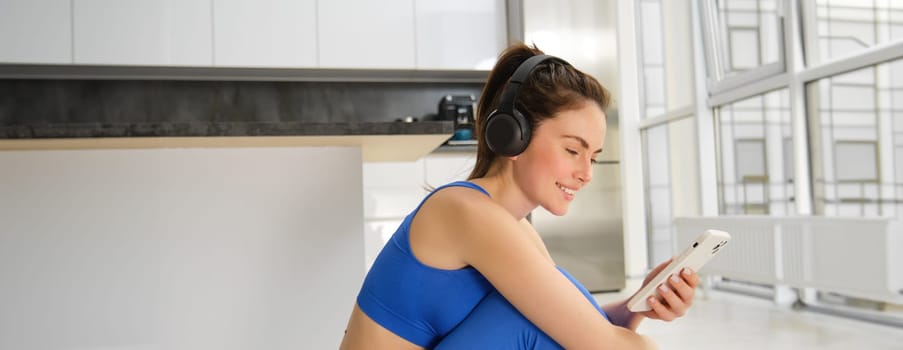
593,281,903,350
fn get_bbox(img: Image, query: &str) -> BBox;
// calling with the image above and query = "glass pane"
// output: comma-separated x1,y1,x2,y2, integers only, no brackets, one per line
812,0,903,64
729,29,761,69
640,0,665,64
643,66,667,117
736,139,767,178
716,88,795,215
807,57,903,219
643,124,673,266
897,147,903,216
641,116,698,263
668,117,702,218
637,0,694,117
714,0,783,77
783,137,795,181
834,142,878,181
638,0,667,118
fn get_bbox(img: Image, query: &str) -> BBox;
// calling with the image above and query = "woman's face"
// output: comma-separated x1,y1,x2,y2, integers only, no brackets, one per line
511,100,607,216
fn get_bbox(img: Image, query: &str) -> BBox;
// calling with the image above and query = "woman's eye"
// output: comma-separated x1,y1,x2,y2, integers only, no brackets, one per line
590,158,599,164
566,149,578,155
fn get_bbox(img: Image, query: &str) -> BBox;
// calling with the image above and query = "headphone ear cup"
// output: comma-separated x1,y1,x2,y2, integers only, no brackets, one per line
513,109,531,154
485,109,531,157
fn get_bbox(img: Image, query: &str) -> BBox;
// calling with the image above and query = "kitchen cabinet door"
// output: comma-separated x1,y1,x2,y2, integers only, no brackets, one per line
414,0,506,70
73,0,212,65
423,153,476,188
0,0,71,64
318,0,415,69
363,160,426,220
214,0,317,67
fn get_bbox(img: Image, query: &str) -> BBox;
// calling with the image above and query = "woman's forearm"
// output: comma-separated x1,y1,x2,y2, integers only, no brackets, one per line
602,300,645,331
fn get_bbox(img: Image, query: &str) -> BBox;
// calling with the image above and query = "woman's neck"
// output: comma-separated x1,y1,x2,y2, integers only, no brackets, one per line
469,175,537,221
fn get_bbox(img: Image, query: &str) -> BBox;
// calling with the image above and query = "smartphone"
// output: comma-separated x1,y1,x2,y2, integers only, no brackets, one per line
627,229,731,312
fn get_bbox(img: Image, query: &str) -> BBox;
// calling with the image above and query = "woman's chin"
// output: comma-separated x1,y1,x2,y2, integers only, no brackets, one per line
540,204,570,216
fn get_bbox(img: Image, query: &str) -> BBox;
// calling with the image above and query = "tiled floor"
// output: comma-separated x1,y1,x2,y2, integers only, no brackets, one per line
593,282,903,349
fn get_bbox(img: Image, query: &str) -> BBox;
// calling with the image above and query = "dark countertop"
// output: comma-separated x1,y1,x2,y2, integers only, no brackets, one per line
0,121,454,139
0,79,464,160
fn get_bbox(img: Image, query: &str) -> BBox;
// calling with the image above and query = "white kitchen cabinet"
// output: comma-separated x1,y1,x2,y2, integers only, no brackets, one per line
423,152,477,188
414,0,506,70
363,160,426,220
362,153,476,221
318,0,415,69
213,0,317,68
2,0,507,71
73,0,212,66
0,0,71,64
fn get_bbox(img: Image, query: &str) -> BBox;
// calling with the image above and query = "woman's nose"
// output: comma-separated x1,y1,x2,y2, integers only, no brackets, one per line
577,161,593,184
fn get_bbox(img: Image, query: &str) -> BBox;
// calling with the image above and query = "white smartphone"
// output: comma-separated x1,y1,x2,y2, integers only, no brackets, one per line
626,229,731,312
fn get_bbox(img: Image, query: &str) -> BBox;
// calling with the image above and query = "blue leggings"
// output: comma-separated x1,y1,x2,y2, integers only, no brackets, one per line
434,267,610,349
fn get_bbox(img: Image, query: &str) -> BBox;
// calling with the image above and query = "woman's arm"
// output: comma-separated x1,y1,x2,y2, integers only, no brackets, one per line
441,190,655,350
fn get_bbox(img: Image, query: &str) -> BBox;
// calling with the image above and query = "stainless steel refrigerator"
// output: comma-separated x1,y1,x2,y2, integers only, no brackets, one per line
523,0,626,292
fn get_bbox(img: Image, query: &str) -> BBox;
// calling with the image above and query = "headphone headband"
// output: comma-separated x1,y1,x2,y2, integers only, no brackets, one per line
495,55,570,116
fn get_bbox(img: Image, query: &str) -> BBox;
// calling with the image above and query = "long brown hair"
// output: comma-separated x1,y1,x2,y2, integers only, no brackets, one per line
468,43,612,180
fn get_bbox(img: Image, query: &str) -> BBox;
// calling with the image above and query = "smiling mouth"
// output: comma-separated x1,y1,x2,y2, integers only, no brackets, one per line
556,183,576,195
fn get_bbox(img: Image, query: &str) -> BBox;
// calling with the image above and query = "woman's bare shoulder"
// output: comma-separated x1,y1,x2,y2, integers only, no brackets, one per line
418,185,516,228
418,186,535,261
408,185,521,269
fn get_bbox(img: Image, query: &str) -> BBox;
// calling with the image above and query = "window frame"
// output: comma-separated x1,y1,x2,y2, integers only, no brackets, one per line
699,0,788,95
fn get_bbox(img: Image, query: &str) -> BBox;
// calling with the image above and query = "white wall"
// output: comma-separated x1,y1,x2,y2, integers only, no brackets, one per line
0,147,364,350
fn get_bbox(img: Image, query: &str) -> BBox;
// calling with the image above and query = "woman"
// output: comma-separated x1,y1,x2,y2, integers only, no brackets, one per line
340,43,698,349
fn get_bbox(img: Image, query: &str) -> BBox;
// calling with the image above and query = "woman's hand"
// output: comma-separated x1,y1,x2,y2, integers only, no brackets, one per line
636,258,700,322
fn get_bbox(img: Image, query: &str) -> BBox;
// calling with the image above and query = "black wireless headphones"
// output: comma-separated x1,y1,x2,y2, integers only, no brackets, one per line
484,54,571,157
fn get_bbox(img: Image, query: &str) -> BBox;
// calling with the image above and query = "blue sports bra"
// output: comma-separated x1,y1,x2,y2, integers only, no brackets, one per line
357,181,493,348
356,181,610,347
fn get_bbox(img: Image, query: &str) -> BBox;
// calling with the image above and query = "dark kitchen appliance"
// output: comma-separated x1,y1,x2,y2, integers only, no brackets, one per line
438,95,476,141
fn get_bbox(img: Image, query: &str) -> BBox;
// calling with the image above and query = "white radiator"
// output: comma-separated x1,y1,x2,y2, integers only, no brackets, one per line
674,217,903,304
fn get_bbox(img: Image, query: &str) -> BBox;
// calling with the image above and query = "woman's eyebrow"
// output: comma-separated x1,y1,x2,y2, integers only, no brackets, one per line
563,135,603,154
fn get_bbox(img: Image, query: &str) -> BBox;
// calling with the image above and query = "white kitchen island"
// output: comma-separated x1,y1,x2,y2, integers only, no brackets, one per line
0,132,450,350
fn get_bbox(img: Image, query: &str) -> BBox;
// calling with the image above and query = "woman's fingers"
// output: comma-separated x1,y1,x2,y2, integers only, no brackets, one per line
640,265,701,322
646,293,676,321
681,267,700,288
657,282,687,318
668,270,696,306
653,269,699,320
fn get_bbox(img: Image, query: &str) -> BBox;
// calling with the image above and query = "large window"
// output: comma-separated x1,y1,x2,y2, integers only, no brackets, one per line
620,0,903,318
692,0,903,313
808,57,903,218
716,89,796,215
